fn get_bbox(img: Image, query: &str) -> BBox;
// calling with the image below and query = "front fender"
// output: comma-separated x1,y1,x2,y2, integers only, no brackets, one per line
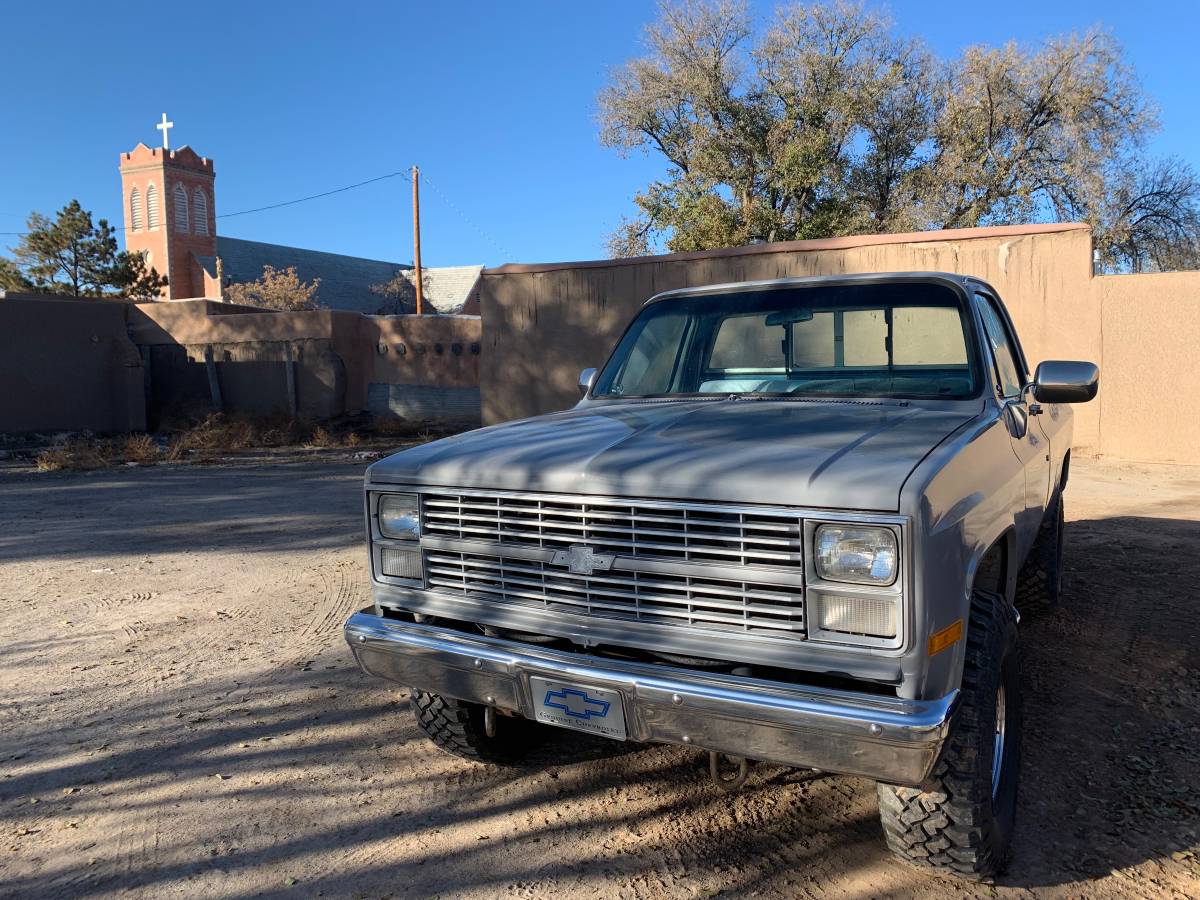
901,412,1024,700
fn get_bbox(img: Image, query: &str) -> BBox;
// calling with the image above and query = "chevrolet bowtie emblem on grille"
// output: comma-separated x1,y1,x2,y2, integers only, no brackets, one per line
542,687,610,720
550,544,615,576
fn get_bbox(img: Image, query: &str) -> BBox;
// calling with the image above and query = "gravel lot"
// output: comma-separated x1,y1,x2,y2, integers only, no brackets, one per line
1,456,1198,899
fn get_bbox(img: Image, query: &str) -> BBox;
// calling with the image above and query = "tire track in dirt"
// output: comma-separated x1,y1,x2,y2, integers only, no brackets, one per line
287,560,367,669
6,460,1196,899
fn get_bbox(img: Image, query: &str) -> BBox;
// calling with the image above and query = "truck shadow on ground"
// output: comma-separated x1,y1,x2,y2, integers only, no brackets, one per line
2,500,1197,897
1004,514,1200,889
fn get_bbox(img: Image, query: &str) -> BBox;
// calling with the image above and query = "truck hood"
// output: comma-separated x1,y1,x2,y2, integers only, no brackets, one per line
368,399,980,512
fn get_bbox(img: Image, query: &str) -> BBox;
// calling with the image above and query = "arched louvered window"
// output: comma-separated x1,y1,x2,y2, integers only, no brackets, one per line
192,188,209,235
129,187,143,232
146,183,161,230
173,183,189,233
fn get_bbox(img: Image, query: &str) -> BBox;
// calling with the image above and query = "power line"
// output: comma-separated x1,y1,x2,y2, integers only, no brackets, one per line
3,166,514,263
216,170,408,220
420,170,514,260
2,169,414,236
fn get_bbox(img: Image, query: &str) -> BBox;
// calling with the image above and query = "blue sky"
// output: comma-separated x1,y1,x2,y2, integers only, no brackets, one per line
2,1,1197,268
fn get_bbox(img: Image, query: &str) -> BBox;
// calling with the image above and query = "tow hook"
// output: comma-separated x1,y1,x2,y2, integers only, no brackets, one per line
709,751,750,792
483,705,497,738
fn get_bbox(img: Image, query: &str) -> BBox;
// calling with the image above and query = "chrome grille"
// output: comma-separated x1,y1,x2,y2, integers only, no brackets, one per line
421,493,803,568
426,549,804,634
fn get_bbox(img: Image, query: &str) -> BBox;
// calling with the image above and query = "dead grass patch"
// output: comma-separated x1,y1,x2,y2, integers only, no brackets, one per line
121,434,160,464
29,414,460,471
370,415,423,437
304,425,338,449
35,440,112,472
165,414,312,460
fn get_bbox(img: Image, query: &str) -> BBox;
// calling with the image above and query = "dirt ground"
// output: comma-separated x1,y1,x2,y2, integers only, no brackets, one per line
1,456,1198,899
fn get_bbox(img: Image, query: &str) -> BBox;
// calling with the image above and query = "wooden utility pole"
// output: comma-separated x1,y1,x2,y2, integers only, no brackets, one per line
412,165,424,315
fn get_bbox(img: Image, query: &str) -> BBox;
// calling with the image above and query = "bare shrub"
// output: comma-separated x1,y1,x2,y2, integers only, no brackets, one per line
304,425,338,449
121,434,160,464
35,440,111,472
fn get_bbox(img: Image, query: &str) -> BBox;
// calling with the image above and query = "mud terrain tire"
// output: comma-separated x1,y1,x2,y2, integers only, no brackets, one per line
412,691,543,765
1016,494,1065,618
876,589,1022,880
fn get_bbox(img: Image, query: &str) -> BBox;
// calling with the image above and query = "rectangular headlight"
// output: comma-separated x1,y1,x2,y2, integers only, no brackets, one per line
378,493,420,540
815,524,898,586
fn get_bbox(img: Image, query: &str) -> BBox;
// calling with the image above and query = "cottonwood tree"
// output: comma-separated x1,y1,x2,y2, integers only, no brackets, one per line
2,200,168,297
223,265,322,311
1093,157,1200,272
600,0,1200,271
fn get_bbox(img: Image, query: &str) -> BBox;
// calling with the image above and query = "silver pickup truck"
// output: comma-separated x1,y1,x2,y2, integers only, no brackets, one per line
345,273,1098,879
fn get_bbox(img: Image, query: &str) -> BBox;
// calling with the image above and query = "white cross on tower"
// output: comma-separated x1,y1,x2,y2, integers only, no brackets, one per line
156,113,174,150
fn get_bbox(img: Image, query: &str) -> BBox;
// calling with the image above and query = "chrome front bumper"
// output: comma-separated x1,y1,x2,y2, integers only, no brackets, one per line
345,611,955,785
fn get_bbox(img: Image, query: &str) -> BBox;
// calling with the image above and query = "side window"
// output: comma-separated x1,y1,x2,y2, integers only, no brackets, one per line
976,296,1023,399
708,314,785,371
608,310,688,395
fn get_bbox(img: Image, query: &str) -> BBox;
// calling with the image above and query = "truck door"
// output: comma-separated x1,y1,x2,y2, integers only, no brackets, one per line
975,292,1051,557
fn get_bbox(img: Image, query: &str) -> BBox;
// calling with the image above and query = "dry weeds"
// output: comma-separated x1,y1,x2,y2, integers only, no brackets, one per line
304,425,338,449
27,414,453,472
35,440,111,472
164,414,309,461
121,434,161,464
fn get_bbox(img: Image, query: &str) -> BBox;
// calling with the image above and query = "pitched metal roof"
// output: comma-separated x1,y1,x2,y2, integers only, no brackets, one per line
390,265,484,314
206,238,482,315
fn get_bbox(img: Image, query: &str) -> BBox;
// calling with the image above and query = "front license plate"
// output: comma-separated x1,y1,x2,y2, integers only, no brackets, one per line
529,676,627,740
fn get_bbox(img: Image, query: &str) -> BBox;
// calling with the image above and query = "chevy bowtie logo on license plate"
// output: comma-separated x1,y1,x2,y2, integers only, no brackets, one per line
550,544,615,576
529,676,627,740
543,687,610,720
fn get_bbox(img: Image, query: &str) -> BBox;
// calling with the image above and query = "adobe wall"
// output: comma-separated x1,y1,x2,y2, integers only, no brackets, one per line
479,224,1105,452
0,295,146,434
1093,272,1200,463
126,302,482,426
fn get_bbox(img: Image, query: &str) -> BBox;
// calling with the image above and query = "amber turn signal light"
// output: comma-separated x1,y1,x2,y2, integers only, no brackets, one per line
927,619,964,656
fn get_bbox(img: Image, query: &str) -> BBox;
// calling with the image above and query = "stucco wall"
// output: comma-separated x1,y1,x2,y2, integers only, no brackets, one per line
1094,272,1200,463
479,224,1106,452
126,302,481,426
0,295,145,434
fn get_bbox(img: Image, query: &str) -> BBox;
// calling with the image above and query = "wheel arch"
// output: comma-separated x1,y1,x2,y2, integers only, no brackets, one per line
969,526,1017,606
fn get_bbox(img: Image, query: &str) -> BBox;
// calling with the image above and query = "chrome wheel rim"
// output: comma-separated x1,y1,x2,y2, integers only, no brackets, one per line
992,684,1007,798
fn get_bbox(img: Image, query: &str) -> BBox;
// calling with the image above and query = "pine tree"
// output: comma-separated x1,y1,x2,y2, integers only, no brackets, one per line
3,200,168,298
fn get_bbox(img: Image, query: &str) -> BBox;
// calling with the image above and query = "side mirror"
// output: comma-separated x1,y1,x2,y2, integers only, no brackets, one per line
578,367,597,397
1032,360,1099,404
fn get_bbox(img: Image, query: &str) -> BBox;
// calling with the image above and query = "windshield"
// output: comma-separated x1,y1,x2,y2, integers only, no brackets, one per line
591,281,980,401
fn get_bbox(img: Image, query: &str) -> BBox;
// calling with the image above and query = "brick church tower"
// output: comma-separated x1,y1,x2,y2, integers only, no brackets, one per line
119,117,216,299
